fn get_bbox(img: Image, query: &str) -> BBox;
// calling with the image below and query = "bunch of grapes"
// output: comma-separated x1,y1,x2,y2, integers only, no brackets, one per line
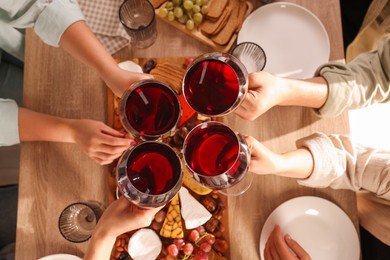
165,226,216,260
158,0,209,30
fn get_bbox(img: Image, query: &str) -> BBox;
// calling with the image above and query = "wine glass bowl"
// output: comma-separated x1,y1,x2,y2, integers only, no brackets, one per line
119,79,181,140
182,52,248,117
182,121,250,192
116,141,183,208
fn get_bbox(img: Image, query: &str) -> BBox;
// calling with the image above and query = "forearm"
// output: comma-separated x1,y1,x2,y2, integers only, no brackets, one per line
277,148,314,179
18,108,75,143
59,21,118,79
84,230,116,260
279,76,328,109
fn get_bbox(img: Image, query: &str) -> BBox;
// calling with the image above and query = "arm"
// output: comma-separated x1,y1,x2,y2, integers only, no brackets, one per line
18,108,132,165
84,197,162,260
244,133,390,199
236,35,390,120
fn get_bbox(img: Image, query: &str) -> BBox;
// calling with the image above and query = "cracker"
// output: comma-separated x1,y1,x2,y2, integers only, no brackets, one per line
205,0,229,20
211,0,241,46
201,4,232,35
235,1,249,33
150,63,186,94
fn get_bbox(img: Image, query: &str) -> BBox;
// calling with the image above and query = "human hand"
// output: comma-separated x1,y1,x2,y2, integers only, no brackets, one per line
235,71,288,121
264,225,311,260
94,196,162,239
243,135,314,179
103,66,153,97
69,119,133,165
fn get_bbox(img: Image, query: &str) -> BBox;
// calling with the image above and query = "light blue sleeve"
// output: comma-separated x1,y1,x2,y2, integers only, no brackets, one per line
0,99,20,146
34,0,85,47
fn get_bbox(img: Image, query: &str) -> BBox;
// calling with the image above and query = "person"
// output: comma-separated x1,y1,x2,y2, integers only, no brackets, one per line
237,35,390,259
84,196,162,260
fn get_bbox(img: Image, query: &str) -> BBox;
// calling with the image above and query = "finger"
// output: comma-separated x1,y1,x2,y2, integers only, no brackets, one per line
96,143,129,155
285,234,311,260
92,152,123,165
100,124,128,138
99,133,134,147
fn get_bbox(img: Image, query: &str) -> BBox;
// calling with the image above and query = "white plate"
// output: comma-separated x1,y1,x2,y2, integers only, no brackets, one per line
237,2,330,78
38,254,82,260
259,196,360,260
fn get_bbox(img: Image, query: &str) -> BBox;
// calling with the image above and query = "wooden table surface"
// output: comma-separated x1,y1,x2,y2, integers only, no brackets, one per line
16,1,357,259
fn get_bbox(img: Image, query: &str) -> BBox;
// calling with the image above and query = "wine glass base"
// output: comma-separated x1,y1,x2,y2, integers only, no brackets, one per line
218,170,254,196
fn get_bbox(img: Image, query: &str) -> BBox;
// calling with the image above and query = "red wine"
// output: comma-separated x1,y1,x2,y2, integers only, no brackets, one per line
125,81,180,136
184,123,239,177
183,59,240,116
126,142,181,195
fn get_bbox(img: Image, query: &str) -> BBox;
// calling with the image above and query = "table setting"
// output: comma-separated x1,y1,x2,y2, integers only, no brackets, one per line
16,1,358,260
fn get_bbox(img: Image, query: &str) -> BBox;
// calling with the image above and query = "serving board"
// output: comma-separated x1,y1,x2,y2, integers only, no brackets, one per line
106,57,230,260
155,0,253,52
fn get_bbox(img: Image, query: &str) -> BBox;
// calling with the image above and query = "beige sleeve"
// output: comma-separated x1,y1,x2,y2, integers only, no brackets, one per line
313,35,390,117
296,133,390,200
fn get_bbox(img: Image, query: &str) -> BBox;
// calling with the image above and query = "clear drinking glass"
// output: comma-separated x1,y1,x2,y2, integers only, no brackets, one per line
119,0,157,49
119,79,181,140
116,141,183,208
231,42,267,73
58,202,104,243
182,52,248,117
182,121,252,196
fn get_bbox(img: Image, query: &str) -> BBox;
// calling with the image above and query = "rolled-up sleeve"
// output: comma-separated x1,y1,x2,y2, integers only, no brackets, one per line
296,132,390,200
313,35,390,117
34,0,85,46
0,99,20,146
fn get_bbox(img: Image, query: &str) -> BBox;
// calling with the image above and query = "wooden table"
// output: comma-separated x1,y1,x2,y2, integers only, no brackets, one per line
16,1,357,259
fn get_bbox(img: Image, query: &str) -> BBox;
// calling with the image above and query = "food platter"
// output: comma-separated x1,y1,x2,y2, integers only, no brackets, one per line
107,57,231,260
153,0,253,52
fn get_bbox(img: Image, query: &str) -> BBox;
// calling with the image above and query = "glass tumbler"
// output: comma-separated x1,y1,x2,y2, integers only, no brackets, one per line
231,42,267,73
58,202,104,243
182,52,248,117
119,0,157,48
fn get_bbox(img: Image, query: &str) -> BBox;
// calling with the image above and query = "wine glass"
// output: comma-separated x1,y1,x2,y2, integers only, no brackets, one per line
182,52,248,117
116,141,183,208
182,121,252,196
119,79,181,140
58,202,104,243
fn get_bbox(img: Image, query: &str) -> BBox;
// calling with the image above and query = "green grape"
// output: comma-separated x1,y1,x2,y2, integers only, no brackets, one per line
172,0,182,6
201,0,209,5
193,12,203,24
201,5,208,14
174,6,184,18
167,11,175,21
183,0,193,10
195,0,203,6
192,4,200,13
178,14,189,24
186,19,195,30
158,7,168,18
165,1,174,9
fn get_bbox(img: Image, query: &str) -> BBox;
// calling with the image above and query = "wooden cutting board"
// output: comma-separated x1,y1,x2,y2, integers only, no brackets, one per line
106,57,231,260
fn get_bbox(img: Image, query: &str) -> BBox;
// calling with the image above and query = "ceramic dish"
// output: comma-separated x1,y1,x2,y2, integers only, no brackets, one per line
259,196,360,260
38,254,82,260
237,2,330,78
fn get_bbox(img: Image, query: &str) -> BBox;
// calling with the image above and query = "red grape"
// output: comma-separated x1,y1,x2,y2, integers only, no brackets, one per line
189,229,200,241
200,242,212,253
167,244,179,257
204,235,215,245
196,226,206,236
182,242,194,255
154,210,166,223
173,238,185,250
193,249,208,260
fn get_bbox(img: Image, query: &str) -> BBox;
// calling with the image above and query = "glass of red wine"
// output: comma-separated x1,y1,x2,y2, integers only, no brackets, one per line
182,52,248,117
116,141,183,208
182,121,252,196
119,79,181,140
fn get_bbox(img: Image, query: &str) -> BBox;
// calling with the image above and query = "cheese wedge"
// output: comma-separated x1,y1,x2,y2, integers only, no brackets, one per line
182,162,212,195
160,194,184,238
179,187,212,229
